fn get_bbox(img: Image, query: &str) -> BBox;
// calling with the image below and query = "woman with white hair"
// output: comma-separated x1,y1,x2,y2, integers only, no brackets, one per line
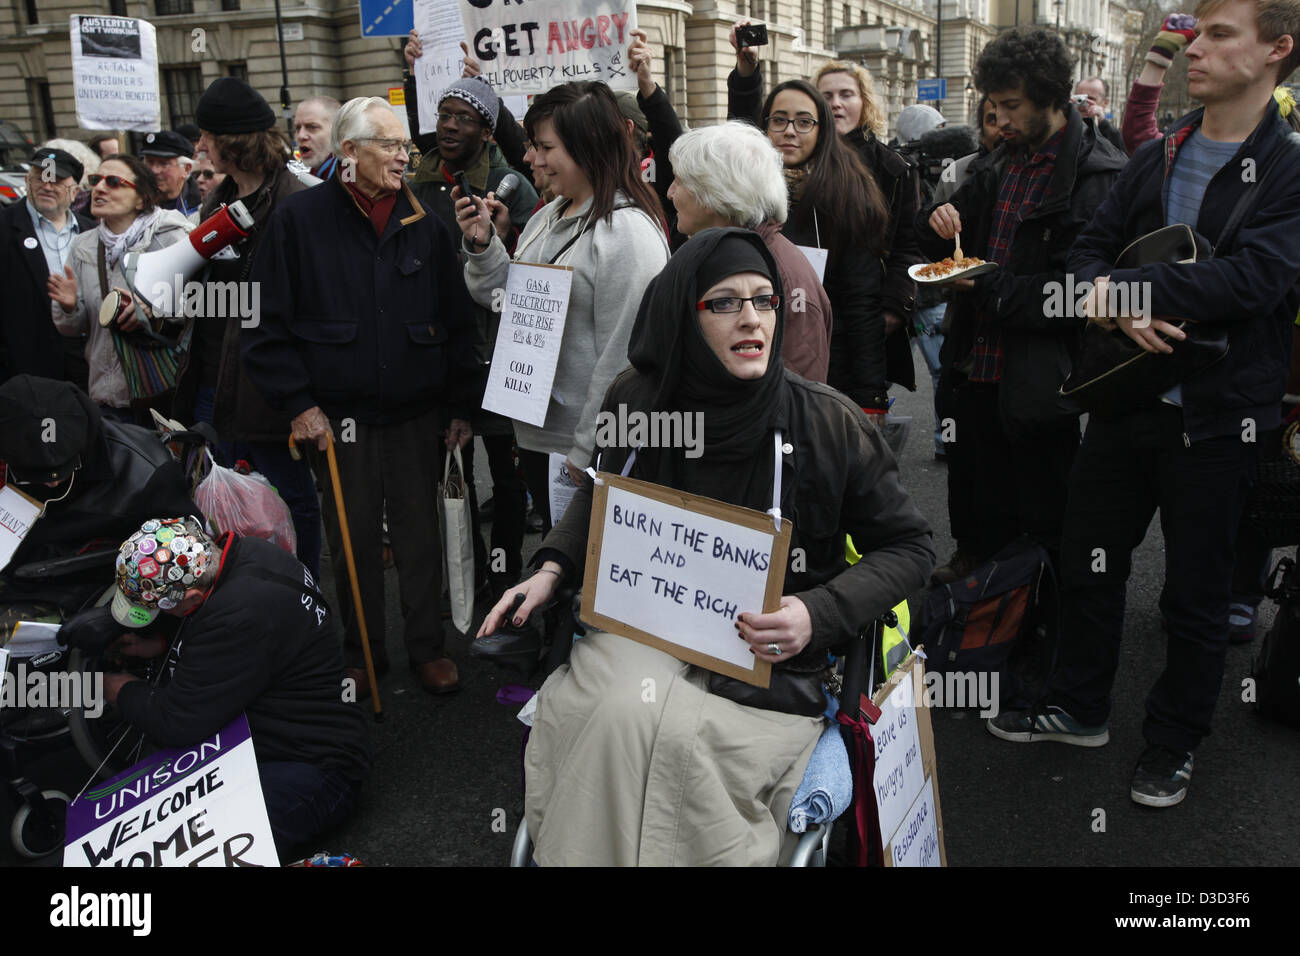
667,122,833,383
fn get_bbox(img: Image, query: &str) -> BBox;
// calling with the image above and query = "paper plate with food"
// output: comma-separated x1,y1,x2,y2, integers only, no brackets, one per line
908,255,998,285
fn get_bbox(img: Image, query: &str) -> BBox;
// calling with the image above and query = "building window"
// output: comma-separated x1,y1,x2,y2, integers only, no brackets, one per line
803,0,814,43
29,80,55,141
109,0,128,15
753,0,765,21
163,66,204,130
222,0,242,9
227,62,249,82
825,6,834,48
25,0,38,24
844,5,853,27
737,0,747,17
155,0,195,15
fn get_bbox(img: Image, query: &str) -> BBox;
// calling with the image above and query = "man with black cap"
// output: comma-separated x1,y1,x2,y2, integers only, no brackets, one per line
0,146,95,388
140,130,201,217
0,375,196,593
100,514,370,860
175,76,322,580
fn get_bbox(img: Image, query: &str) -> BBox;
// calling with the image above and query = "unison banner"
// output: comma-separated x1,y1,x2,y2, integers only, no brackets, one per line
457,0,637,94
70,15,161,131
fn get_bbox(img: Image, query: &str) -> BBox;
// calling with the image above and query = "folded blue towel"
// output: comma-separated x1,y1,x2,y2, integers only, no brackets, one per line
788,721,853,833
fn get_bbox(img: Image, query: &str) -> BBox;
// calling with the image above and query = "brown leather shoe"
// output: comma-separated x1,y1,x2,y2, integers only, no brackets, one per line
345,667,374,701
416,657,460,695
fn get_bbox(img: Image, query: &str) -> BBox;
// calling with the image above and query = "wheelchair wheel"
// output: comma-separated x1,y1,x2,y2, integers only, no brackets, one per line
9,789,68,859
65,648,150,781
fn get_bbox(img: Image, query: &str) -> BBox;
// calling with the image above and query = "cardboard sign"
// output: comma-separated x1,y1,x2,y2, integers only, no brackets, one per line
457,0,638,95
581,474,791,686
69,15,161,132
0,483,41,573
64,714,279,867
871,652,946,867
413,0,468,135
481,261,572,427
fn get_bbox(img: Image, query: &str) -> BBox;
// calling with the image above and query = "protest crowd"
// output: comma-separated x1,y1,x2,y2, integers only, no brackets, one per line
3,0,1300,867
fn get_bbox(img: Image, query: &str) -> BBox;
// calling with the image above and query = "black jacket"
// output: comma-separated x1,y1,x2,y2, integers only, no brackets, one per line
726,68,889,410
5,391,198,572
1068,100,1300,442
175,165,305,442
117,535,370,783
541,371,935,673
845,127,921,391
0,201,95,388
243,175,481,425
916,106,1128,439
637,84,684,244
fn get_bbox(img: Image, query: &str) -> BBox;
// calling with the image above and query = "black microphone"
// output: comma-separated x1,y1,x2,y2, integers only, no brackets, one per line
495,172,521,201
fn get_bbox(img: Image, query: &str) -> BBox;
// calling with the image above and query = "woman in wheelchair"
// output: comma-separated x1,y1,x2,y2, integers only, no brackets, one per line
478,229,934,865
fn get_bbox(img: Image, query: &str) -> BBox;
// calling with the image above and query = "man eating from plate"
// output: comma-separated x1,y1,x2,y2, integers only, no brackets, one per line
914,26,1126,586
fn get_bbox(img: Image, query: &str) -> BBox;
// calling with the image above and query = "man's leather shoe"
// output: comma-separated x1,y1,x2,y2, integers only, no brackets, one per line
416,658,460,695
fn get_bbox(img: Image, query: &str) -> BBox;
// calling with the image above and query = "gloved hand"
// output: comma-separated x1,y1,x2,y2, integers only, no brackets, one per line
58,605,121,653
1147,14,1197,69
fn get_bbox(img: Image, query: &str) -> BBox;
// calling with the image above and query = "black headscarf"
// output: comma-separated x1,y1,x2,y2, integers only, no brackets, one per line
623,228,791,509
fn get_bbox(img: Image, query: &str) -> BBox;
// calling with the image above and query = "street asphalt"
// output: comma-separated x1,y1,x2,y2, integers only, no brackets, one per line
5,351,1298,868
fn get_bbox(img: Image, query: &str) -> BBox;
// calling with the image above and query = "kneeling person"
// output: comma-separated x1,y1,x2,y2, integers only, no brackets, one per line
104,516,370,860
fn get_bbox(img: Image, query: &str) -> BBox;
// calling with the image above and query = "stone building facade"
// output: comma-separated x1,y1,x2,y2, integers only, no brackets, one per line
0,0,1136,150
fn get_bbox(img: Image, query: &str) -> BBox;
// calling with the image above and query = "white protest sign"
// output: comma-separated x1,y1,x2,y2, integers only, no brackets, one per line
870,651,947,867
0,483,41,573
872,664,926,842
482,261,572,427
548,452,579,524
69,15,161,132
889,776,941,867
581,475,792,686
458,0,638,94
796,245,828,283
64,714,279,867
414,0,468,135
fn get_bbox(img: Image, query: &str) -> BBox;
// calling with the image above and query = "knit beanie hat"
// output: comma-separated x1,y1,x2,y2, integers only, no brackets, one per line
437,76,499,133
196,77,277,134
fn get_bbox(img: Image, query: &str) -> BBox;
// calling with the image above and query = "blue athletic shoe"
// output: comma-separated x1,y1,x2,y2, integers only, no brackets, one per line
1130,745,1194,807
986,705,1110,747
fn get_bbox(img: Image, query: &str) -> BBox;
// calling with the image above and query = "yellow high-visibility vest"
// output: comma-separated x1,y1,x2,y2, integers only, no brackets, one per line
846,535,911,680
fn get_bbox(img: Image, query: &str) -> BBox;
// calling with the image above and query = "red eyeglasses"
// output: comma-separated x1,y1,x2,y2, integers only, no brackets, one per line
88,174,137,190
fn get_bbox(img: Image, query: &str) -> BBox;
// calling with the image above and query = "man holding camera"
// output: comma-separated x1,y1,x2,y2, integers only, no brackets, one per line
989,0,1300,808
1073,78,1128,153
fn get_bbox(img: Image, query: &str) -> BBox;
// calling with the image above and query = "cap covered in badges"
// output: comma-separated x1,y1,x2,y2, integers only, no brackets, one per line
112,516,215,628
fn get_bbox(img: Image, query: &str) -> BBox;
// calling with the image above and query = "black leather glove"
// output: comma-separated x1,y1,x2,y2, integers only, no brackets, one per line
58,605,121,653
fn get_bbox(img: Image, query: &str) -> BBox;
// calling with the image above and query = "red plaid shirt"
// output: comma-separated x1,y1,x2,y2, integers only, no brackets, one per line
969,127,1065,383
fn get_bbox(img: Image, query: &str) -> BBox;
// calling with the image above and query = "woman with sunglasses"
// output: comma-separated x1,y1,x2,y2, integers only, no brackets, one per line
725,46,892,426
455,81,669,532
48,153,193,421
477,229,934,865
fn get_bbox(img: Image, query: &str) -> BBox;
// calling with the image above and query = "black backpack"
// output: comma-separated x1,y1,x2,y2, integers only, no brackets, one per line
914,537,1051,706
1254,557,1300,726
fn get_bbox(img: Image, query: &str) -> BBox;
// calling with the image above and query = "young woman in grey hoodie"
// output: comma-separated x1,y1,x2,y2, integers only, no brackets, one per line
457,81,669,531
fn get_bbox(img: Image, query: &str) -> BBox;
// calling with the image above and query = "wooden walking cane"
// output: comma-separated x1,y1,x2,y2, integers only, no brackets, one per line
289,433,384,721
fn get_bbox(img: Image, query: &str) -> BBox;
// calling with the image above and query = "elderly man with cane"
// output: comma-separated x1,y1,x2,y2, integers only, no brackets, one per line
243,96,480,697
